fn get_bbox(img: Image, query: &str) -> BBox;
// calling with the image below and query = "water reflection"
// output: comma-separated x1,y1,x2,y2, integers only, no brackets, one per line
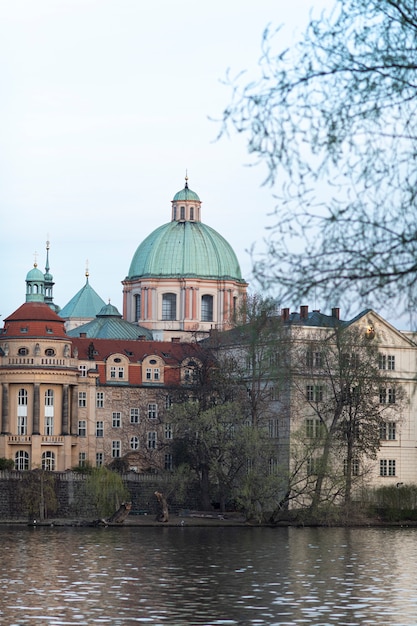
0,525,416,625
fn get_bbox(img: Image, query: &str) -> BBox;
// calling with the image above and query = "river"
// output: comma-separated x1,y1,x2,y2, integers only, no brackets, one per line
0,525,416,625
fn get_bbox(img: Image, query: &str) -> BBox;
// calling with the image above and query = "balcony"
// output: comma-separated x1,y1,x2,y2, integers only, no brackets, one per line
8,435,32,444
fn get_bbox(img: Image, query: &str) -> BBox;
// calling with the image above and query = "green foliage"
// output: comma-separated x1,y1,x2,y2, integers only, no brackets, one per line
18,470,58,520
72,461,93,474
84,466,130,518
0,458,15,471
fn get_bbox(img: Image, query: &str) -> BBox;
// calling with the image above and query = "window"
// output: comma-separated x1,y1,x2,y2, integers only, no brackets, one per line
134,293,141,322
112,441,121,458
162,293,176,321
96,421,104,437
307,457,320,475
269,419,279,438
79,365,87,377
380,459,396,476
190,206,194,220
78,420,87,437
110,365,124,379
379,354,386,370
18,388,28,406
112,412,121,428
388,355,396,370
42,451,55,471
78,452,87,467
306,351,323,367
201,295,214,322
78,392,87,408
180,205,185,220
15,450,29,471
44,390,54,435
165,395,173,409
269,386,280,401
96,392,104,408
148,403,158,419
388,388,396,404
45,415,54,436
17,389,28,435
130,408,140,424
164,453,173,470
164,423,173,440
306,385,323,402
130,436,139,450
146,367,160,382
18,416,27,436
306,418,323,438
45,348,55,357
380,421,396,440
343,458,359,476
45,389,54,407
147,432,157,449
96,452,103,467
18,347,29,355
269,458,279,475
380,387,396,404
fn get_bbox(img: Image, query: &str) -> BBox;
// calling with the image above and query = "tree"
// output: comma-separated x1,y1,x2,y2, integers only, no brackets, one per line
19,470,58,521
289,325,405,512
84,466,130,519
221,0,417,316
169,297,291,518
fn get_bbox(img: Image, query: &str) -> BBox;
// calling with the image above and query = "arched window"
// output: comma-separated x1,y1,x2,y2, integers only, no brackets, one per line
190,206,194,220
201,295,214,322
162,293,176,321
180,206,185,220
42,451,55,471
18,389,28,406
17,389,28,435
134,293,141,321
15,450,29,471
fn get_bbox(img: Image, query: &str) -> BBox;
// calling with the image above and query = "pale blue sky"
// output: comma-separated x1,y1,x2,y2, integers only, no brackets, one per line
1,0,336,321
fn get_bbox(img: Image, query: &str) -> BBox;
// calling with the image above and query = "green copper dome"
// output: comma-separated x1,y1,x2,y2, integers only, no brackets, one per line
172,186,200,202
26,265,45,283
127,221,244,282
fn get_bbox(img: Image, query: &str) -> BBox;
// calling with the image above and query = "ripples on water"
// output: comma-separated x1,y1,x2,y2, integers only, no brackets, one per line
0,524,416,625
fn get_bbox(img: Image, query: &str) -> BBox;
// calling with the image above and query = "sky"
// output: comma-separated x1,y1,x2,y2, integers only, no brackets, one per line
1,0,337,322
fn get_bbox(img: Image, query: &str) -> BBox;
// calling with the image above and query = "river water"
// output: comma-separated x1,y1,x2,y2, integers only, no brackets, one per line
1,524,416,625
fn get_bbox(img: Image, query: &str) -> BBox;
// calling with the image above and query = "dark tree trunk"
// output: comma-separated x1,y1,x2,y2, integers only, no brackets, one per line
155,491,169,522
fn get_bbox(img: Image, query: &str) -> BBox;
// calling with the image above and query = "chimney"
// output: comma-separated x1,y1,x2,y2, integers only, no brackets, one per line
331,307,340,320
300,305,309,320
281,307,290,321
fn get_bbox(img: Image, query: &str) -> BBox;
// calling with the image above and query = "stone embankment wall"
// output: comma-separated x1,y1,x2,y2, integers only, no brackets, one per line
0,471,200,520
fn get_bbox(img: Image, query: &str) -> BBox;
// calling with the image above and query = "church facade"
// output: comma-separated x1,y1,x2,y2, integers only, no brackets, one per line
122,179,248,341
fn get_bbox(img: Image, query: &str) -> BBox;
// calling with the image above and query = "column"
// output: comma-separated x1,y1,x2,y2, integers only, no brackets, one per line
1,383,9,434
70,386,78,436
62,384,69,435
32,383,40,435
